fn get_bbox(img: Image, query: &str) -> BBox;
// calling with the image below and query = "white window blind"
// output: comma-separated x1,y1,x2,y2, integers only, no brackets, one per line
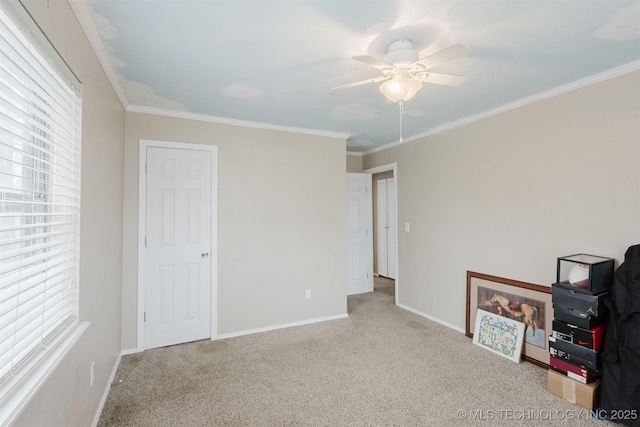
0,2,81,403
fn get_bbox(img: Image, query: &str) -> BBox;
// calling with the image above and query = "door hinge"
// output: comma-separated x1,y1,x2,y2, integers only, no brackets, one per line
145,236,147,247
144,312,146,322
145,162,147,174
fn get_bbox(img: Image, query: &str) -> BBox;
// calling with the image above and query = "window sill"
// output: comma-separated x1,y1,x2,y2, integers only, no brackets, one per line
0,321,90,426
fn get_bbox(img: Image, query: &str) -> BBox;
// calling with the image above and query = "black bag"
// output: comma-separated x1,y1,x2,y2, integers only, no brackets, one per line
601,245,640,426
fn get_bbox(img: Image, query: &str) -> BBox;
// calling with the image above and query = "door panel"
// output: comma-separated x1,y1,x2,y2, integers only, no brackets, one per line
387,178,397,279
376,179,388,277
145,147,212,349
347,173,373,295
376,177,397,279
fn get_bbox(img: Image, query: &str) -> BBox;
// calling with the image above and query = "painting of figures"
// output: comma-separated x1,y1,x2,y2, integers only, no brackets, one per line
466,271,553,368
476,285,547,349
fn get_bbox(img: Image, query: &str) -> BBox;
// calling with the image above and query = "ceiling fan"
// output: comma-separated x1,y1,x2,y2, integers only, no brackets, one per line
333,39,471,103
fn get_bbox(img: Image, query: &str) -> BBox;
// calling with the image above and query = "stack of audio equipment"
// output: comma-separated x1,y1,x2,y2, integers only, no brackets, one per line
547,254,614,409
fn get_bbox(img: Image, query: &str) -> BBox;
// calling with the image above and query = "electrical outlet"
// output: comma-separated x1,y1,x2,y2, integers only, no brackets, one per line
305,289,311,300
90,362,95,387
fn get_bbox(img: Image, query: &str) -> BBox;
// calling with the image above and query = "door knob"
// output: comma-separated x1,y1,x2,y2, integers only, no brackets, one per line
201,252,209,258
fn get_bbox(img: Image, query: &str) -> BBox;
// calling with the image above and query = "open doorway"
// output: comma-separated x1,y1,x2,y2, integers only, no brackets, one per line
363,163,398,304
373,172,396,280
374,275,395,298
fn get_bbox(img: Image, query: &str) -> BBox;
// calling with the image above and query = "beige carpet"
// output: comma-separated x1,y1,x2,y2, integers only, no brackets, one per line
98,277,611,426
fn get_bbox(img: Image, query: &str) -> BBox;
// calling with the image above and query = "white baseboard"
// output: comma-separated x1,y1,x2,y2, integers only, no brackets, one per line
120,347,138,356
396,303,465,334
118,313,351,354
215,313,349,340
91,351,122,427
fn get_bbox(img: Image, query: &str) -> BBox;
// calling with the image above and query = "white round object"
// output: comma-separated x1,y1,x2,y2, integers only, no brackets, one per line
569,264,589,288
383,40,419,66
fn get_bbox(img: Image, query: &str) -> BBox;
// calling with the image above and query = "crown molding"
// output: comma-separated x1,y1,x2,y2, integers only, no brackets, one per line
58,5,640,155
68,0,128,109
127,105,351,140
363,60,640,156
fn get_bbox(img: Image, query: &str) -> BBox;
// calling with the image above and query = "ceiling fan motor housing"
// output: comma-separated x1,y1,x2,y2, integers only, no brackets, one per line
383,40,419,68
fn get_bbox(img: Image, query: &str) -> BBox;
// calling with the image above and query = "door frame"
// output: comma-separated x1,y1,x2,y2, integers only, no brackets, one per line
137,139,218,351
363,162,398,305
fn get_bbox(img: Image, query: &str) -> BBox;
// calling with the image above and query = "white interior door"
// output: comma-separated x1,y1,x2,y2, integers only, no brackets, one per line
387,178,397,279
347,173,373,295
377,178,396,279
377,179,388,277
145,146,212,349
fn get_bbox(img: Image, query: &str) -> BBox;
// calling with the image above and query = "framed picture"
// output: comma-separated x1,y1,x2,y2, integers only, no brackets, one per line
473,308,525,363
466,271,552,368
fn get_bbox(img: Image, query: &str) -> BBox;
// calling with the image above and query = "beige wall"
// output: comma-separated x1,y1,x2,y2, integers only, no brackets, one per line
122,113,348,350
11,2,637,423
363,71,640,330
346,153,363,172
14,1,125,425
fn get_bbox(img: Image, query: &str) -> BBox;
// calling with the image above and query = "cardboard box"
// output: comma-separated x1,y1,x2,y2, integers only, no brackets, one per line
548,369,601,410
552,320,606,350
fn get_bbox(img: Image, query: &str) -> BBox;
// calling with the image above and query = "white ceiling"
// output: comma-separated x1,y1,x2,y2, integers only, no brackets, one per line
77,0,640,153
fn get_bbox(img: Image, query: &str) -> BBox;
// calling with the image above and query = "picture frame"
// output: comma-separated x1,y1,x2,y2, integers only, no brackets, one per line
466,271,552,368
473,308,525,363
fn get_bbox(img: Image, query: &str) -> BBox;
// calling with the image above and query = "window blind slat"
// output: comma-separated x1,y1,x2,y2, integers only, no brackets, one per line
0,273,70,329
0,2,81,398
0,211,70,219
9,286,73,354
0,239,72,264
0,227,72,248
0,258,73,296
2,254,74,287
0,87,28,122
0,219,71,234
0,123,76,168
0,250,71,283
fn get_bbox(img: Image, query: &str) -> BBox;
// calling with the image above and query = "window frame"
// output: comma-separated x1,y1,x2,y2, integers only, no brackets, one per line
0,1,88,424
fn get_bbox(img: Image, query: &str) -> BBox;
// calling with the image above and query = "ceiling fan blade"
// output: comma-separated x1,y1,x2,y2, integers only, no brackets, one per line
332,75,389,90
423,72,469,86
352,55,393,70
414,44,472,70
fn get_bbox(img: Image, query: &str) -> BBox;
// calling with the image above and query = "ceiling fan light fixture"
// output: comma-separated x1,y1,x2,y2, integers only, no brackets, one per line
383,40,419,67
379,77,422,103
